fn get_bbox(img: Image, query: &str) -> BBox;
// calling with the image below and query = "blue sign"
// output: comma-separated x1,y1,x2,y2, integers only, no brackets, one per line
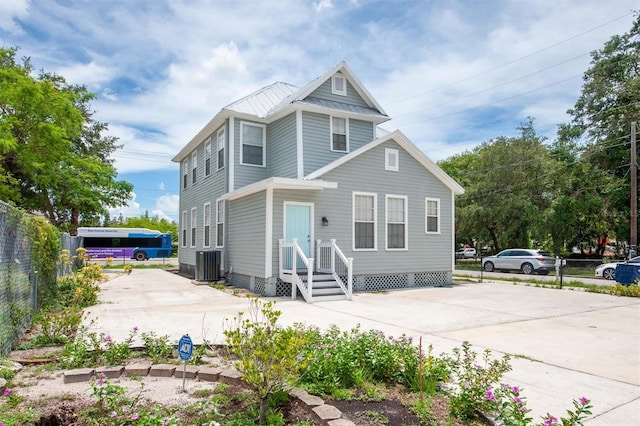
178,334,193,361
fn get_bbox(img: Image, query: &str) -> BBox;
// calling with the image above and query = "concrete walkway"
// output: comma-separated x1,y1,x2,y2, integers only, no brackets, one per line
83,269,640,424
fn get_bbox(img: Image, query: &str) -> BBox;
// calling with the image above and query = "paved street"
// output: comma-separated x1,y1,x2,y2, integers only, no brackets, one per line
84,270,640,424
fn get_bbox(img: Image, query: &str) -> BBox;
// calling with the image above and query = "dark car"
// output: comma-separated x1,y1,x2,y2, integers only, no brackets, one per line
482,249,555,275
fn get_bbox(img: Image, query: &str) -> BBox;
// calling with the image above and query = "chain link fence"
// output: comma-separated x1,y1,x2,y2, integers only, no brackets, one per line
0,200,37,355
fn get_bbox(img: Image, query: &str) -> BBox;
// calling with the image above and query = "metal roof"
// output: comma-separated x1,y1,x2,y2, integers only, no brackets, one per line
223,82,299,118
296,97,388,119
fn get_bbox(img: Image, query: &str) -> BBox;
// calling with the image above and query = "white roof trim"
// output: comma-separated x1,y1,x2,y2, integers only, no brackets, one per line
172,110,229,162
173,61,389,163
269,61,388,118
221,177,338,201
305,130,465,195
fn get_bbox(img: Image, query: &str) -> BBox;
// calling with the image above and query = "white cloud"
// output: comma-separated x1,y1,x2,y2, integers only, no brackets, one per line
108,192,141,219
2,0,636,215
55,60,116,88
158,182,165,191
101,88,118,102
314,0,333,12
154,194,179,220
0,0,29,34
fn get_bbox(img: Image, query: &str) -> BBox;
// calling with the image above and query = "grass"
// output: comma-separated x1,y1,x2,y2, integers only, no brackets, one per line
453,271,640,297
455,261,601,279
102,263,176,270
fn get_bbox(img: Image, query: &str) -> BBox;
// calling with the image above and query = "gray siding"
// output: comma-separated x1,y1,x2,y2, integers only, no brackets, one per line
302,113,375,175
308,75,369,108
233,119,268,188
272,139,454,276
178,123,228,269
349,118,375,151
267,113,297,178
227,191,267,278
302,112,333,174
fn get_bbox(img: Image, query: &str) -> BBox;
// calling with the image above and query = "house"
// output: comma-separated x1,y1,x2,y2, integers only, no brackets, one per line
171,61,464,302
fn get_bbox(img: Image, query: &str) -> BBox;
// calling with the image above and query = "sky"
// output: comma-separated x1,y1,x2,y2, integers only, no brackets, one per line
0,0,637,222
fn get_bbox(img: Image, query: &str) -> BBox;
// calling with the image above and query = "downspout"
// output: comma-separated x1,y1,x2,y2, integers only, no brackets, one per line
296,109,304,178
229,117,235,192
265,186,273,279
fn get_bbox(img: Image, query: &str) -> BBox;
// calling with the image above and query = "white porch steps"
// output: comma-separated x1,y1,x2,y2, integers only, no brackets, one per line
285,272,349,303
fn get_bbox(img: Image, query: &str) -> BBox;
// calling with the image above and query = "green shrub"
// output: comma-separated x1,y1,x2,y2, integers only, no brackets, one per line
140,331,174,363
223,297,307,425
444,341,511,421
28,307,83,347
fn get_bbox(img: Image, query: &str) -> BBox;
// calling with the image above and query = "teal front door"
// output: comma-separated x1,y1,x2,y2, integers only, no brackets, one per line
285,203,312,270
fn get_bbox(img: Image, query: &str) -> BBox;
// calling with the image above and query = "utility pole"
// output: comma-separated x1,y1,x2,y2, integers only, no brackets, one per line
632,121,637,258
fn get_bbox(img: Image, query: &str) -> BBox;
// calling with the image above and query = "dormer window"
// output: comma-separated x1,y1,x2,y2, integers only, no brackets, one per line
332,74,347,96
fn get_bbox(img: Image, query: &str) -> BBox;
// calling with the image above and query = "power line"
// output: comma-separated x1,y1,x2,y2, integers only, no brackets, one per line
383,12,634,107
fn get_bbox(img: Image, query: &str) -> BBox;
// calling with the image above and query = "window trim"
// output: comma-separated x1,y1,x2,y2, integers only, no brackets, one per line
330,116,349,153
191,151,197,184
332,74,347,96
385,194,408,251
216,199,225,248
425,197,441,234
181,210,187,248
352,191,377,251
182,159,188,189
240,121,266,167
203,202,211,248
385,148,399,172
204,138,212,177
190,207,197,248
217,127,225,170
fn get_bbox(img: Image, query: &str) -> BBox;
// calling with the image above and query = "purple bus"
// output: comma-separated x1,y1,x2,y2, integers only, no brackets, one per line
77,227,172,261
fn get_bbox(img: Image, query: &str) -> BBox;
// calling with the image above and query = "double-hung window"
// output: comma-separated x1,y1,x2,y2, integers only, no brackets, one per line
181,211,187,247
425,198,440,234
216,199,225,248
240,122,265,166
203,203,211,248
191,151,197,184
386,195,407,250
217,128,225,170
331,117,348,152
204,139,212,176
190,207,197,247
182,159,188,189
353,192,376,250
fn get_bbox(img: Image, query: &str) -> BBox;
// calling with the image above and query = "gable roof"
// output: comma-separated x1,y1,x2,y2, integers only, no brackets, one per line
305,129,465,195
268,61,389,119
173,62,389,162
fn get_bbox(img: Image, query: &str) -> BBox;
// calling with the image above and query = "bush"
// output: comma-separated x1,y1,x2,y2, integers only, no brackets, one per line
223,297,307,425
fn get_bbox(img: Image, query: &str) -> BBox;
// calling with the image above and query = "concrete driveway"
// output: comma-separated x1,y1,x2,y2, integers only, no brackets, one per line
83,269,640,424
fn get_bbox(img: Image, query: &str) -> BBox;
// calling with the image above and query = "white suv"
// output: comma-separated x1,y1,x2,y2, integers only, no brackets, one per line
482,249,555,275
455,248,477,259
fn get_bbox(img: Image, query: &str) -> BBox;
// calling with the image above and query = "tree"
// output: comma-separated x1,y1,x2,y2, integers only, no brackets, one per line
439,119,560,253
0,47,132,233
566,12,640,251
114,214,178,244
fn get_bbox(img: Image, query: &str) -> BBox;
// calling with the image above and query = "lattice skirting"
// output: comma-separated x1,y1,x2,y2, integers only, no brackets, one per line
362,271,451,292
273,271,452,297
230,271,452,297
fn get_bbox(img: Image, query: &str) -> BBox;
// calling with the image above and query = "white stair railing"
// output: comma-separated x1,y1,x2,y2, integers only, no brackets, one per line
316,239,353,300
279,238,313,303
